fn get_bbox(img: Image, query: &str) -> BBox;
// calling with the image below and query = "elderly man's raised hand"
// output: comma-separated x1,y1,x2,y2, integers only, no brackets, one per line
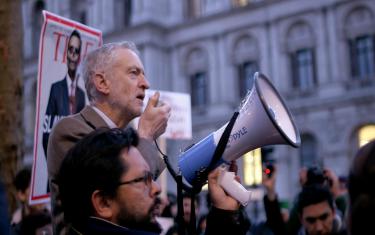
138,92,171,140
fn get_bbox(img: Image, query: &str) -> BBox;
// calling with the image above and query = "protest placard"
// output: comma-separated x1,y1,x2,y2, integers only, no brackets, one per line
30,11,102,204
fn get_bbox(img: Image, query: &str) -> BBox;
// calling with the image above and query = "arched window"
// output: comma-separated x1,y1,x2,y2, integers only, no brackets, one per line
32,0,45,56
233,35,259,99
345,7,375,80
287,22,317,92
186,48,209,109
186,0,202,19
114,0,132,29
300,133,318,167
358,125,375,147
191,72,207,107
70,0,87,24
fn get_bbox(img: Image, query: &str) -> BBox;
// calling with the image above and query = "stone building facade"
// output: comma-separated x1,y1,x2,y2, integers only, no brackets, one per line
22,0,375,214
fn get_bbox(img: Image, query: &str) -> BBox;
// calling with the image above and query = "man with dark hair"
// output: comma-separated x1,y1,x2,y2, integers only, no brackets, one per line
348,140,375,235
0,180,10,235
297,185,346,235
11,167,51,234
47,41,171,234
165,192,200,235
43,29,86,156
58,127,249,235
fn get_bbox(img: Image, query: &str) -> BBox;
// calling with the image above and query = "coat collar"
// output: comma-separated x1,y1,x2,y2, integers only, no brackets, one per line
85,217,160,235
79,105,108,130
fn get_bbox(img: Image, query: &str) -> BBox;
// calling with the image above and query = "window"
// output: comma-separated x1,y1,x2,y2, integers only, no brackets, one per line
243,148,262,186
186,0,202,19
238,61,257,98
300,134,317,167
190,72,207,107
349,35,375,79
345,6,375,80
358,125,375,147
291,49,316,91
114,0,132,29
186,48,208,109
79,12,87,24
70,0,87,24
233,35,259,100
286,21,316,92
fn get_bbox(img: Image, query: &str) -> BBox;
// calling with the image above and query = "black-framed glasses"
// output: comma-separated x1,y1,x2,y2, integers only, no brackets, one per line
117,171,154,188
68,46,80,55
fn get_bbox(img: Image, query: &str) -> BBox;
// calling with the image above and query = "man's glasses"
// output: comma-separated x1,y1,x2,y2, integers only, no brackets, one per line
117,171,154,188
68,46,80,55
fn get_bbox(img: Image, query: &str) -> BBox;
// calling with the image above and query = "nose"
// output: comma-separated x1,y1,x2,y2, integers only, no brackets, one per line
314,220,324,234
139,75,150,90
150,179,161,196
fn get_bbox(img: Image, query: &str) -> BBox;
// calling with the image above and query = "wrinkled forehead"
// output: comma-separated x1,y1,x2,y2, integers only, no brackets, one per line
112,48,144,68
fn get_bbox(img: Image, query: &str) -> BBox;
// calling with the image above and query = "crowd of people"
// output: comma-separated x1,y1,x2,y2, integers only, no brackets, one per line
2,38,375,235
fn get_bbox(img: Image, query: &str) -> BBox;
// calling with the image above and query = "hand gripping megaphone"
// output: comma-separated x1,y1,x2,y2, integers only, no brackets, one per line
178,72,300,203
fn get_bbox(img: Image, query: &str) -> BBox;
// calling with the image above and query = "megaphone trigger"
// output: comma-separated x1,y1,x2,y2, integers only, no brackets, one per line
219,163,229,171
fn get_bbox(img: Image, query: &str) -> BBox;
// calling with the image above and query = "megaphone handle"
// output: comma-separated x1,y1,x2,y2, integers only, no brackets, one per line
219,170,251,206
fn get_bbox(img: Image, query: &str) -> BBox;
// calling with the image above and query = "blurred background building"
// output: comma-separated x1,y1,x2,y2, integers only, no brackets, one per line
22,0,375,219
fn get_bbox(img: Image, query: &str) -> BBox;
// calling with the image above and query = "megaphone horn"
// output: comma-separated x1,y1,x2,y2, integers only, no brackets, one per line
178,72,301,184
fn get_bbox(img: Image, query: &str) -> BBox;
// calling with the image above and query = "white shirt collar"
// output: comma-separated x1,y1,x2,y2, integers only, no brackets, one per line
66,73,77,96
91,105,117,128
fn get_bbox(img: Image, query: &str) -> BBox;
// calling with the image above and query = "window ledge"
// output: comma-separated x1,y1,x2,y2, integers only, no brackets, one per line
344,76,375,90
284,87,318,99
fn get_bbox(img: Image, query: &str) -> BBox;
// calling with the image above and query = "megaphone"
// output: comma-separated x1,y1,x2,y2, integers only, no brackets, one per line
178,72,301,184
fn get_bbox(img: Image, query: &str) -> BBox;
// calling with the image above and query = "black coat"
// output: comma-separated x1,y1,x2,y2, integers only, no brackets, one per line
68,217,159,235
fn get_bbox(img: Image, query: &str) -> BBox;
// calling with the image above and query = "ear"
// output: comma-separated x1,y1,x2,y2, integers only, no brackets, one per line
91,190,116,220
93,73,110,95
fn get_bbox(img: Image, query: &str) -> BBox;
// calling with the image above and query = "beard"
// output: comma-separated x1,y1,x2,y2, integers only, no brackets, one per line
116,200,162,233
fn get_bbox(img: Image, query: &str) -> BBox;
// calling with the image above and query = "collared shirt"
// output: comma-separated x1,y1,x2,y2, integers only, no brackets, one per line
66,73,77,97
91,105,117,128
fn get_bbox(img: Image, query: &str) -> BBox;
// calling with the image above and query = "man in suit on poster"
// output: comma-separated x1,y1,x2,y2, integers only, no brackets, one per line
42,29,86,157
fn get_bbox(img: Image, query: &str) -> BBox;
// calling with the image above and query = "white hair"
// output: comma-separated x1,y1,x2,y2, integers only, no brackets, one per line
81,42,139,102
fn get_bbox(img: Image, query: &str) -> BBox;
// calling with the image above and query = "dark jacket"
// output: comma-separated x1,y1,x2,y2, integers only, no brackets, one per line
205,207,250,235
263,195,286,235
68,217,159,235
69,206,249,235
43,77,86,156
